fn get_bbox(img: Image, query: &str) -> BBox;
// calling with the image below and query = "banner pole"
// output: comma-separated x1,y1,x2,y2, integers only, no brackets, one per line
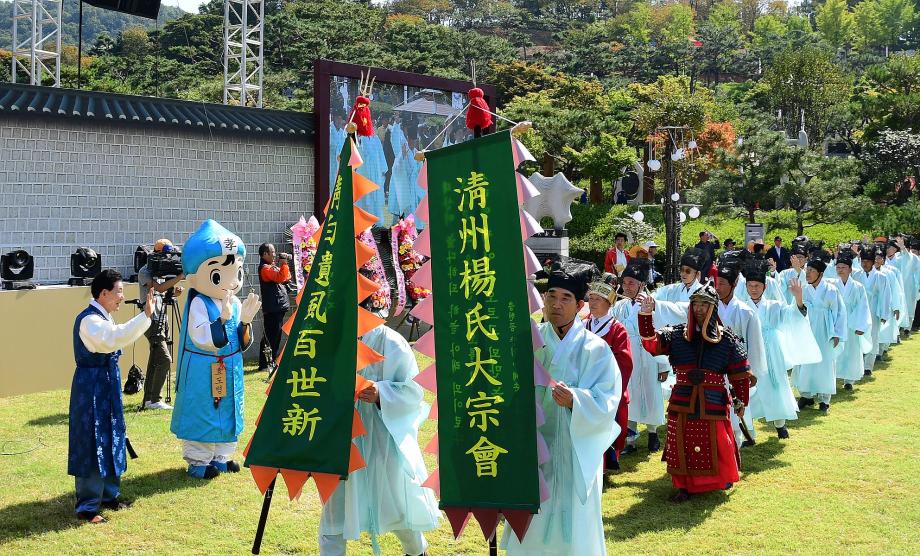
252,477,277,554
489,533,497,556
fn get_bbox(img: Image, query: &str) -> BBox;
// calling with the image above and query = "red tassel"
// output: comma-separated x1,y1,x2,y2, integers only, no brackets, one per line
349,95,374,137
466,87,492,131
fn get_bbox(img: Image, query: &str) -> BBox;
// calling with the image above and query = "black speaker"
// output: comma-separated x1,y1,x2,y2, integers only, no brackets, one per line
1,250,34,282
71,248,102,279
621,171,641,196
82,0,161,20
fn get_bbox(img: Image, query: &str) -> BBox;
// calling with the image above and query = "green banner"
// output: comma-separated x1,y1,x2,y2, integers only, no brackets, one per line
244,140,358,477
425,131,539,511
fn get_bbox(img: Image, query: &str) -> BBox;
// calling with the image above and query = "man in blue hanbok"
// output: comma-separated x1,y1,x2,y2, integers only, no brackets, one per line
503,261,621,555
741,260,817,438
793,258,847,413
171,220,261,479
714,259,766,447
653,248,704,303
834,251,873,391
319,271,440,556
69,270,154,523
876,248,905,356
777,244,808,305
853,247,892,375
612,260,687,454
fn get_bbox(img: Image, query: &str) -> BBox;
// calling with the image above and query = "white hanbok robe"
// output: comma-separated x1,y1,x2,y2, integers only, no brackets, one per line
878,264,906,345
503,319,621,556
718,297,766,440
329,123,346,194
355,134,388,221
835,278,873,382
890,252,917,327
610,297,687,427
748,298,820,422
777,267,807,305
653,280,702,303
319,326,440,546
792,279,847,396
852,267,893,369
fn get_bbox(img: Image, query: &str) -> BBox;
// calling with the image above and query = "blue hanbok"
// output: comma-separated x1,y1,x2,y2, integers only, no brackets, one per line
502,319,620,556
356,134,388,222
792,279,847,400
835,277,873,383
748,299,820,423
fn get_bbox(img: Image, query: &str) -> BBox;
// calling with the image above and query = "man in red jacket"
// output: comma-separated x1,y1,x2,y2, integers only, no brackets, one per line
257,242,292,371
584,273,633,474
604,232,631,274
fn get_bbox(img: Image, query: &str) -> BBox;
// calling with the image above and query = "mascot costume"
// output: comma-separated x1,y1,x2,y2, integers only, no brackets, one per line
171,220,261,478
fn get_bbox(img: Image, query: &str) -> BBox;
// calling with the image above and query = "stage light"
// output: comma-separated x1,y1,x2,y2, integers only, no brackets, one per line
1,249,36,290
69,248,102,286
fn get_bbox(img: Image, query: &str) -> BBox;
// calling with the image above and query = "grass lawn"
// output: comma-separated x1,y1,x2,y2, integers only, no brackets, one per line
1,337,918,555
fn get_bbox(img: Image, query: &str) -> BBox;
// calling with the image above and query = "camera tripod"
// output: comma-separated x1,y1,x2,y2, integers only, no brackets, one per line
127,287,183,405
153,290,182,404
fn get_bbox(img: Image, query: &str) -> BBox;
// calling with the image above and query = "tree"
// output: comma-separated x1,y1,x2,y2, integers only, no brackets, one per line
700,129,787,222
876,0,917,54
775,150,862,234
853,0,885,51
564,132,638,203
760,46,852,146
857,54,920,138
500,80,637,182
117,27,151,59
815,0,853,51
862,129,920,205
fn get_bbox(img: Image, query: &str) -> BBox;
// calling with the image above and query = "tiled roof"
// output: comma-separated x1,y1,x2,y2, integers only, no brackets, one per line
0,83,313,140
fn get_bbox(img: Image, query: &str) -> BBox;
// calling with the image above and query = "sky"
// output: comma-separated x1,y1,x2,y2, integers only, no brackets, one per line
171,0,201,14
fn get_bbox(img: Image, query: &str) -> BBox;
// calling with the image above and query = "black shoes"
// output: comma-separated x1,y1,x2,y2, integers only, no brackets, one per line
226,460,241,473
819,402,830,413
101,500,131,511
776,426,790,439
620,444,638,456
647,432,661,453
798,397,815,410
741,439,756,448
864,369,873,377
844,383,853,391
670,489,691,503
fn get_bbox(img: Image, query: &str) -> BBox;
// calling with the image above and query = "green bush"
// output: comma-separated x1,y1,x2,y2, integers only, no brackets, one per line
567,203,868,267
568,204,657,267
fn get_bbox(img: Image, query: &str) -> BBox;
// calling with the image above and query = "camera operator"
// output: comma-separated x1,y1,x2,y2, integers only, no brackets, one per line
258,243,292,371
138,239,184,410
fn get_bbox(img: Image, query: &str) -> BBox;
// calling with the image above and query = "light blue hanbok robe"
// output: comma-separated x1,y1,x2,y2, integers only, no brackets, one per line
389,146,423,219
735,274,785,306
777,267,807,305
653,280,701,303
329,123,346,194
748,298,820,423
718,296,766,440
610,297,687,427
356,134,388,222
319,325,440,550
889,252,917,328
792,279,847,397
835,277,873,383
878,264,905,345
852,267,892,370
502,319,620,556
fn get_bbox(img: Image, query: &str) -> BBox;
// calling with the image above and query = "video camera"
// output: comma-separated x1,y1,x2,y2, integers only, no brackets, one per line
134,244,183,279
148,250,183,279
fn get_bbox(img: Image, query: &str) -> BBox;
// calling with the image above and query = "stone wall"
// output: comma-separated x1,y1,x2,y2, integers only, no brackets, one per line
0,116,315,286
